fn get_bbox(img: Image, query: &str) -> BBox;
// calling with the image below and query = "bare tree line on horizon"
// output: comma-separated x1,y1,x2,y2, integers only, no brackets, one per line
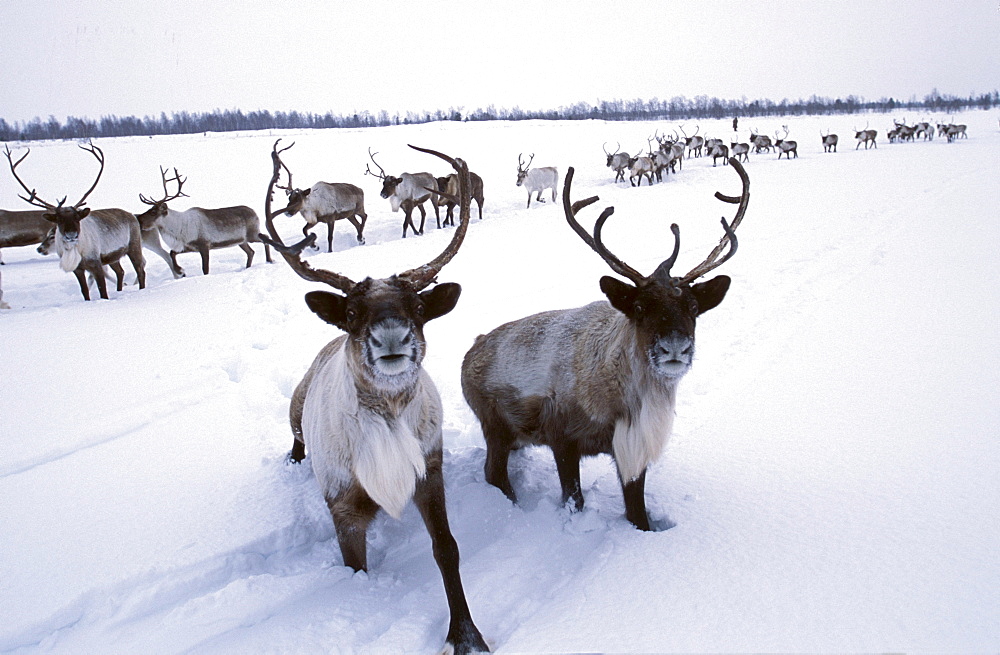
2,89,997,143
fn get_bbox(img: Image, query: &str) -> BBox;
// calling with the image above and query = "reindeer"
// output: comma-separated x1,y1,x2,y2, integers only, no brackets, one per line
749,129,772,154
5,143,145,301
627,150,654,187
708,142,730,166
855,124,878,150
679,125,705,158
821,130,839,153
515,153,559,207
945,123,968,142
462,159,749,531
436,171,484,226
914,121,933,141
604,142,631,183
135,167,271,276
0,209,50,264
774,127,798,159
730,139,750,163
893,120,916,142
273,157,367,251
366,148,438,237
260,140,489,655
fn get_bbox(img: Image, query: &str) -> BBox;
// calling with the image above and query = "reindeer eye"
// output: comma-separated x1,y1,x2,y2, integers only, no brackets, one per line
346,309,357,323
415,304,425,317
634,303,644,316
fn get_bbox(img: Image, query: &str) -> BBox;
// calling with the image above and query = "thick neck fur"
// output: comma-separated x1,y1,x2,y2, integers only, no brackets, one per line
577,307,679,482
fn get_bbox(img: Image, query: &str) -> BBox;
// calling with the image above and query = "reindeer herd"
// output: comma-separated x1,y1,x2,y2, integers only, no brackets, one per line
1,120,759,651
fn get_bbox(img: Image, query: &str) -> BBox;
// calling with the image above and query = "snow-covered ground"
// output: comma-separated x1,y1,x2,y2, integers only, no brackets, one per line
1,111,998,653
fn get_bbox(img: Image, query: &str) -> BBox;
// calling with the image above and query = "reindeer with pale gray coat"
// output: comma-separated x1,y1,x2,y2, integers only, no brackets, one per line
260,140,489,655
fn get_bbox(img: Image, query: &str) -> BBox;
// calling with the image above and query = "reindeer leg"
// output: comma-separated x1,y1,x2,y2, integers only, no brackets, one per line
620,468,651,531
199,245,211,275
416,204,426,235
240,243,255,268
552,441,584,512
109,261,126,291
92,264,110,299
74,269,91,301
326,220,335,253
355,211,367,244
414,451,489,654
327,483,379,572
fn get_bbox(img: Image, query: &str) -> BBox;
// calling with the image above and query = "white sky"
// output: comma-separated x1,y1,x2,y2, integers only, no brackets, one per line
2,0,998,124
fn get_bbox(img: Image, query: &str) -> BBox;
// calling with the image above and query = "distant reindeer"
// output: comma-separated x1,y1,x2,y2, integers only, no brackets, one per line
260,140,489,655
749,129,772,154
136,167,271,275
462,159,749,531
0,208,50,264
774,126,798,159
893,120,916,142
944,123,968,142
914,121,933,141
708,141,730,166
436,171,484,226
855,123,878,150
821,130,839,153
729,139,750,163
627,150,655,187
604,142,631,183
515,153,559,207
367,148,438,237
5,143,146,301
679,124,705,158
272,155,366,252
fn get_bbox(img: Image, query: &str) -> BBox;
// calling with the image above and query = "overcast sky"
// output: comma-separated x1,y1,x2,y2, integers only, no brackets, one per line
2,0,998,124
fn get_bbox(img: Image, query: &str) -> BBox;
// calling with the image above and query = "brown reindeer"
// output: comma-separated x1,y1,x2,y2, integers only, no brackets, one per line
5,143,145,300
136,167,271,275
260,140,489,655
462,158,749,531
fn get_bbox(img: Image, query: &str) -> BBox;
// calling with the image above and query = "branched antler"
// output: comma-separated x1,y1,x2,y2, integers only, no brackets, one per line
5,142,105,211
140,166,188,205
562,156,749,288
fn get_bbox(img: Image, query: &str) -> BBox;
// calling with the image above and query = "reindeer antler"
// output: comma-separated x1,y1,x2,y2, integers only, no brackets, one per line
365,148,386,180
260,139,356,293
561,167,645,285
397,144,472,290
140,165,188,205
5,142,105,211
562,157,749,288
674,157,748,285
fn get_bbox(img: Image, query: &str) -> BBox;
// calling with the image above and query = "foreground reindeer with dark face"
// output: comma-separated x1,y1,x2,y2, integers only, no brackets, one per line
5,143,146,300
462,158,749,531
261,140,488,655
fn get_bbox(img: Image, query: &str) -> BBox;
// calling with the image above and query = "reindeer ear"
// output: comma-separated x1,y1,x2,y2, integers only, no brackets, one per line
304,291,349,329
600,276,639,317
78,208,91,219
691,275,731,314
302,188,311,198
420,282,461,322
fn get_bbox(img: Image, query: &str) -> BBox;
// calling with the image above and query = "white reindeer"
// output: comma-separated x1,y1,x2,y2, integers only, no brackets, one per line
515,153,559,207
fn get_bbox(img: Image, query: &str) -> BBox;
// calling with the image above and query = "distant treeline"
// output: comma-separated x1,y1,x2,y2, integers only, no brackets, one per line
2,89,997,142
